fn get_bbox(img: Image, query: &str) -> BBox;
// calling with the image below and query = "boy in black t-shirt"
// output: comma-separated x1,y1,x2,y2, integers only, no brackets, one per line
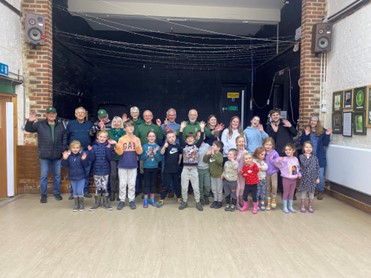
157,131,182,207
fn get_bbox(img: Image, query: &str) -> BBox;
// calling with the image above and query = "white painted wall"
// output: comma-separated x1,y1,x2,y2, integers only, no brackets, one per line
0,1,25,144
325,1,371,195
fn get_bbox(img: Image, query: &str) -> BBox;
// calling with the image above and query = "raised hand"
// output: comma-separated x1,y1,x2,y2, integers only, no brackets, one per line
28,110,37,122
108,139,117,145
122,113,128,122
87,145,92,151
81,151,87,160
199,121,206,131
98,121,105,130
304,126,311,135
282,119,292,128
153,146,160,154
180,121,187,131
216,123,225,131
258,124,264,132
156,118,161,126
326,128,333,135
163,141,169,149
62,150,70,160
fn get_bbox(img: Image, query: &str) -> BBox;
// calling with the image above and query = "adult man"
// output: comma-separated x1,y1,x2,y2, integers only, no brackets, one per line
25,106,67,203
266,109,297,156
161,108,180,136
66,107,93,198
89,109,111,137
135,110,163,145
181,109,211,140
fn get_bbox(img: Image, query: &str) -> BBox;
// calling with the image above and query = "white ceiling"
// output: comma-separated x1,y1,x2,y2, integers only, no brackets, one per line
68,0,285,35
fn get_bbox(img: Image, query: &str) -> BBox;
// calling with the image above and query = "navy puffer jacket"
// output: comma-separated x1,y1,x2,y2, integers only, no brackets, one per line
88,141,114,175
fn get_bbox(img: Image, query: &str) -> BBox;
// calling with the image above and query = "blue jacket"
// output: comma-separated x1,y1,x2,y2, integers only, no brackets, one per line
141,143,162,169
66,119,93,150
61,152,89,181
88,141,114,175
300,129,330,168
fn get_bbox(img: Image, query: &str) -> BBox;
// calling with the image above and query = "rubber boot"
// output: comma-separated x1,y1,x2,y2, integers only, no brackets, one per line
300,199,306,213
79,197,84,211
288,200,296,213
90,196,101,211
103,196,113,211
259,200,266,211
266,197,271,211
308,199,314,213
73,198,79,212
271,194,277,209
240,201,249,212
143,194,148,208
252,202,258,214
282,200,289,214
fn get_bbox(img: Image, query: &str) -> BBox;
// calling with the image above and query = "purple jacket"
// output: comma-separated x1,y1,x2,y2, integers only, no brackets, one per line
265,149,279,176
273,156,301,180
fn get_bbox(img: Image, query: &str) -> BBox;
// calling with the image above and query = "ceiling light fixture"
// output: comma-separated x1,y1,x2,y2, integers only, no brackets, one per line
284,0,289,4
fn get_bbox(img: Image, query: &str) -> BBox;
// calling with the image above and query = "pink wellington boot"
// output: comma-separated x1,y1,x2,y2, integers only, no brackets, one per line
240,201,249,212
252,202,258,214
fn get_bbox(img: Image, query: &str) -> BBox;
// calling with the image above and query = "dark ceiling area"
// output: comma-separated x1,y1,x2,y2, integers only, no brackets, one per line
52,0,301,125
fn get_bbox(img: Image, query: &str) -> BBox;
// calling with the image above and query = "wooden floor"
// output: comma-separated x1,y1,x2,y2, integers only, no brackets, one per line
1,194,371,278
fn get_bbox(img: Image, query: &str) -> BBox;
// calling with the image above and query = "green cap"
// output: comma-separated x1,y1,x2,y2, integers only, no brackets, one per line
46,106,57,113
97,109,108,118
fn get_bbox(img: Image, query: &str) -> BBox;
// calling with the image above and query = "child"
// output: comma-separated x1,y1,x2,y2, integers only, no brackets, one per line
241,153,260,214
299,141,320,213
263,137,279,210
197,131,211,206
178,120,205,211
157,131,182,207
253,147,268,211
114,120,143,210
88,130,114,211
235,135,249,209
140,131,162,208
62,140,89,212
203,141,224,209
222,148,239,212
273,143,301,213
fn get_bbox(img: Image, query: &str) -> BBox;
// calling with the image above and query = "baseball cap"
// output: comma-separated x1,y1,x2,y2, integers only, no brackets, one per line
46,106,57,113
97,109,108,118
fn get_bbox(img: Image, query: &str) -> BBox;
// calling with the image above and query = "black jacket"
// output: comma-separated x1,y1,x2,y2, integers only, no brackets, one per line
25,119,67,160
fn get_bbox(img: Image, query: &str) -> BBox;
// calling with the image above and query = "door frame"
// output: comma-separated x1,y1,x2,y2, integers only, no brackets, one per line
0,93,17,197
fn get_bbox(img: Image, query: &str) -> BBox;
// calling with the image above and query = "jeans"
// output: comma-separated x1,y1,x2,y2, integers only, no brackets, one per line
84,162,91,194
71,179,85,197
317,167,325,192
39,159,61,196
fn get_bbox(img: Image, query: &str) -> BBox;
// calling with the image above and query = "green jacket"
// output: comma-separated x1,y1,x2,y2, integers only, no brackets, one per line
135,123,164,145
180,121,211,140
203,152,223,178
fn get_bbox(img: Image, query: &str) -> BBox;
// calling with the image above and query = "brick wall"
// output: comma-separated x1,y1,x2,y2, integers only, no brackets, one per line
299,0,327,127
21,0,53,145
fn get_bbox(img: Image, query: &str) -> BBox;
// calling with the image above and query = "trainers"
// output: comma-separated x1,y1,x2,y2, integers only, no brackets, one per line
129,201,136,210
224,204,231,211
156,200,164,208
40,195,47,203
230,205,236,212
196,202,204,211
214,201,222,209
84,192,92,198
200,199,205,206
210,201,217,208
54,194,63,201
117,201,125,210
178,201,188,210
177,198,183,203
204,197,210,205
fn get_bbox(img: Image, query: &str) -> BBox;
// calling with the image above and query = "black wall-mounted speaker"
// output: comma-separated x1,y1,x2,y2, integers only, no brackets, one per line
25,12,45,45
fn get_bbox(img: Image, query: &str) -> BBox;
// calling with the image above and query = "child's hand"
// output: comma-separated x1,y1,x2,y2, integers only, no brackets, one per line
81,152,87,160
107,143,111,148
153,146,159,154
216,123,224,131
163,142,169,149
62,150,70,160
270,155,274,161
316,178,320,184
87,145,92,151
206,149,212,155
278,157,284,161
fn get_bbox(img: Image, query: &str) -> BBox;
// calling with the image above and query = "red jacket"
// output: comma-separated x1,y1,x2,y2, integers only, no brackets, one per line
242,163,260,185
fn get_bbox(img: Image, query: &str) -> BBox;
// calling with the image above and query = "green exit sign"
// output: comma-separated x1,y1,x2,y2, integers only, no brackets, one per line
226,105,238,111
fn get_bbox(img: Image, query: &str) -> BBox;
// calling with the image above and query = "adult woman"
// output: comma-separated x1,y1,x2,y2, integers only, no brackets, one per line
243,115,268,153
108,116,126,201
300,116,332,200
221,116,244,162
204,114,224,145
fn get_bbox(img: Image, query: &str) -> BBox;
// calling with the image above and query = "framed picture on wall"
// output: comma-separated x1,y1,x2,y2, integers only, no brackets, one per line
353,111,367,135
342,111,353,137
367,86,371,128
332,112,342,134
332,91,343,112
343,89,353,110
353,86,366,110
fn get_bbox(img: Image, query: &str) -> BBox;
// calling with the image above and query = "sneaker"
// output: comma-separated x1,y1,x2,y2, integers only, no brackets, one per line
84,192,92,198
54,194,63,201
68,194,73,200
196,202,204,211
156,200,164,208
214,201,222,209
178,201,188,210
210,201,217,208
204,197,210,205
129,201,136,210
40,195,47,203
229,205,236,212
117,201,125,210
200,199,205,206
224,204,231,211
168,192,174,198
317,192,324,200
177,198,183,203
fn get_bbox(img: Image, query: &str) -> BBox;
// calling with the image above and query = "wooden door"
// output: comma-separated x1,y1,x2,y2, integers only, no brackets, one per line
0,95,12,197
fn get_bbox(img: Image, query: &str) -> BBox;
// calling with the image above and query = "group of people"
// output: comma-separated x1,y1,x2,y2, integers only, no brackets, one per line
25,105,332,214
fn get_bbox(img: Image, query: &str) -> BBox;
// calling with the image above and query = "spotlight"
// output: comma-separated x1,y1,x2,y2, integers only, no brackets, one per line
284,0,289,4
